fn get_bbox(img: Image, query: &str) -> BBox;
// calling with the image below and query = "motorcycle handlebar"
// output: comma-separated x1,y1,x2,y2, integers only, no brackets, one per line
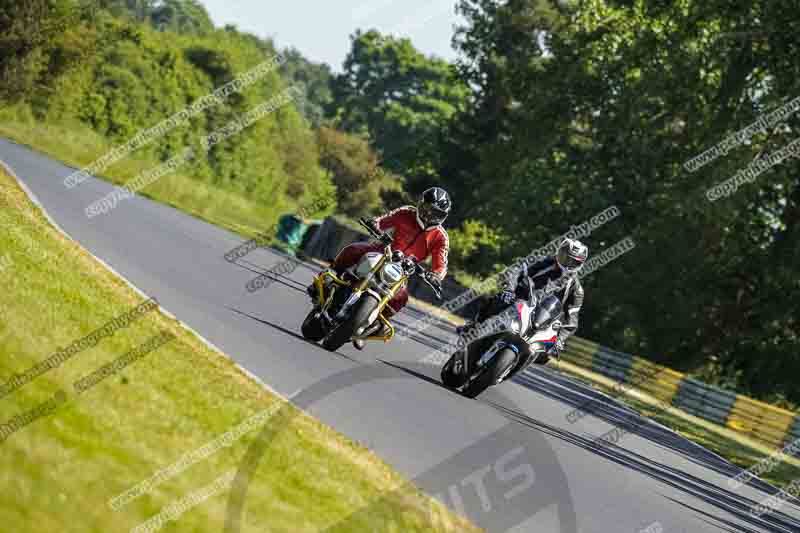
359,217,442,299
359,217,391,245
358,217,379,235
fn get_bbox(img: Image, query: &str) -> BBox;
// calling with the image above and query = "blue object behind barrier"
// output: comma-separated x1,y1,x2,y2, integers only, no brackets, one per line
276,214,308,255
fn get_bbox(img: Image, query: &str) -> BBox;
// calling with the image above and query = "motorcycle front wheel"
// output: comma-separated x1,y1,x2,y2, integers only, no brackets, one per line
321,294,380,352
441,351,468,388
301,310,326,341
461,348,517,399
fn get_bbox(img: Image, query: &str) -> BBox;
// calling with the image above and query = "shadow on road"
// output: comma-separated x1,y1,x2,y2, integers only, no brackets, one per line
485,398,800,533
385,355,800,533
226,306,360,363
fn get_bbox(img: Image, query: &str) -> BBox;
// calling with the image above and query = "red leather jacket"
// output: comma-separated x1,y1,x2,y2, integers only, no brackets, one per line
375,206,450,280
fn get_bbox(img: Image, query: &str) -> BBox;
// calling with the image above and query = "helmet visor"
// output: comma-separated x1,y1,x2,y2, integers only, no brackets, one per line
557,248,585,270
418,204,448,226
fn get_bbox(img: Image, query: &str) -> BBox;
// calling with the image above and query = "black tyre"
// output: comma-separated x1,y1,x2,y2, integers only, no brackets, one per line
301,310,326,341
321,295,379,352
441,352,467,388
461,348,517,399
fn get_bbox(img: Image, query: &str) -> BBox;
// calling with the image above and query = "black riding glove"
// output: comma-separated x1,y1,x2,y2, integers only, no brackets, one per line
498,290,515,306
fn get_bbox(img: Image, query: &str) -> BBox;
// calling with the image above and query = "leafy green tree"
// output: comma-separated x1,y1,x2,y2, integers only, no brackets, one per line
0,0,83,103
1,2,336,241
98,0,212,33
150,0,213,34
329,30,468,193
316,126,402,218
447,220,504,276
279,47,333,127
449,0,800,404
98,0,155,22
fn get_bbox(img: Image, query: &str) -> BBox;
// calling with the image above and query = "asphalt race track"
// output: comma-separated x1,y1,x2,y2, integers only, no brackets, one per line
2,137,799,532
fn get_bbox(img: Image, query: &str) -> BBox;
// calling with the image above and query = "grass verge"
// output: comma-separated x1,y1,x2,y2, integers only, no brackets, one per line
0,112,290,241
0,166,480,532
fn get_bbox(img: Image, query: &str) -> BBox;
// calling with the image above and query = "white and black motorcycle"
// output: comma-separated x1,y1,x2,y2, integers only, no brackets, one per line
441,266,574,398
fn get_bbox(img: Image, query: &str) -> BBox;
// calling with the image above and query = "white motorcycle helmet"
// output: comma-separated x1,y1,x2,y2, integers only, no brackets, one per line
555,238,588,273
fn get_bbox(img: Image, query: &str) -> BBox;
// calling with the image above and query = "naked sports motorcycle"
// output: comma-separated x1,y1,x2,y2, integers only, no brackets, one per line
301,218,442,351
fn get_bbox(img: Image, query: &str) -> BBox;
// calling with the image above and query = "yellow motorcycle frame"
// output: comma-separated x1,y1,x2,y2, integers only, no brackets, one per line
311,243,406,343
303,218,442,351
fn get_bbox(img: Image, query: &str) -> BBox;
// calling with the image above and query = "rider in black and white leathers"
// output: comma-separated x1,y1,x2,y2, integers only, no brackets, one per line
465,239,588,364
514,256,584,344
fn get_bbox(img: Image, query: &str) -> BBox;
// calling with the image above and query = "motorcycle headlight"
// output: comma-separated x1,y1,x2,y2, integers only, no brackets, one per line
509,317,522,334
380,263,404,285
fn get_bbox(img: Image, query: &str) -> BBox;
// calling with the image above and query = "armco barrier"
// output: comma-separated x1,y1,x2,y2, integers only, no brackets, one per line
300,217,799,450
561,338,800,449
726,395,796,448
564,337,599,369
788,416,800,445
672,378,737,426
628,357,683,405
590,346,635,383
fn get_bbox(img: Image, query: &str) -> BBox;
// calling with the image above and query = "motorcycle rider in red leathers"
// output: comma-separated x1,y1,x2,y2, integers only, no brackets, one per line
309,187,452,348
